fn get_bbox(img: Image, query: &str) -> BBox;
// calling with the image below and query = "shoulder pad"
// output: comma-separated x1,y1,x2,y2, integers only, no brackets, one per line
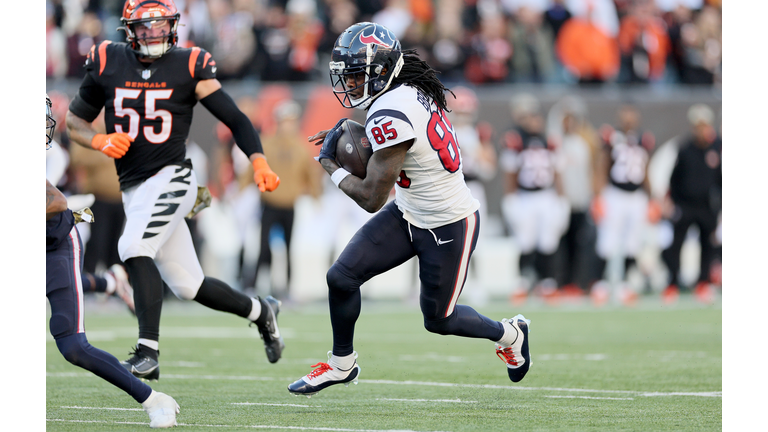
187,47,217,80
84,41,112,76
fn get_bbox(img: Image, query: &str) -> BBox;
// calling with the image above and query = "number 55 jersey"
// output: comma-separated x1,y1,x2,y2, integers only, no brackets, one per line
364,84,480,229
68,41,217,191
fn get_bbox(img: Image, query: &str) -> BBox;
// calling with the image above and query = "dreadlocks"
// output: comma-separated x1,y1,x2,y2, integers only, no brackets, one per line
392,49,454,112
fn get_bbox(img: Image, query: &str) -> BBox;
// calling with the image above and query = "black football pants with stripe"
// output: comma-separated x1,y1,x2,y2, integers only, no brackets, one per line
327,201,505,356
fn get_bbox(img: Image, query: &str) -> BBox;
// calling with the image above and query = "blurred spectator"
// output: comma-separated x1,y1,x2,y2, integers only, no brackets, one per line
678,5,721,84
245,100,323,299
555,6,620,83
207,0,258,80
500,93,568,303
565,0,620,37
255,0,324,81
547,95,600,296
428,0,468,82
660,103,721,303
591,104,658,305
509,6,557,83
47,1,68,79
178,0,214,47
317,0,360,54
544,0,573,39
65,10,104,79
617,0,671,83
372,0,414,40
464,8,513,84
448,86,497,235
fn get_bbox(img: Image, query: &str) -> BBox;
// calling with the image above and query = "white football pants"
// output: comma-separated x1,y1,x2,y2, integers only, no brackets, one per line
595,185,649,259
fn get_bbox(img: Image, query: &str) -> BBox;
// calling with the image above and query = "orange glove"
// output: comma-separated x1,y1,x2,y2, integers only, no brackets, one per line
590,195,605,224
91,133,133,158
252,157,280,192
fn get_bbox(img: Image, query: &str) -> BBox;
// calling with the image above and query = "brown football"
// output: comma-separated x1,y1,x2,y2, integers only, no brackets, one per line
334,119,373,179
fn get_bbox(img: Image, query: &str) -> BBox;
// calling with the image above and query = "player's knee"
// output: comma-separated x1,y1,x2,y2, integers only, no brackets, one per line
423,315,455,336
55,333,90,367
326,263,359,292
169,281,201,300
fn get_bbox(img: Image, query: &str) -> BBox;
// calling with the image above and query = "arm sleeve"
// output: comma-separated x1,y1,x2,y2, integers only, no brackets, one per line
68,71,105,122
199,89,263,156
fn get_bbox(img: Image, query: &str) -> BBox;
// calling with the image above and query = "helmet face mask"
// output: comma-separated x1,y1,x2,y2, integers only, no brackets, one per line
120,0,180,58
330,22,404,110
46,94,56,150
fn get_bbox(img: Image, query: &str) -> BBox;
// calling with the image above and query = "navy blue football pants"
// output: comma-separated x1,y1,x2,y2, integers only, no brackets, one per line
328,201,505,356
47,226,151,403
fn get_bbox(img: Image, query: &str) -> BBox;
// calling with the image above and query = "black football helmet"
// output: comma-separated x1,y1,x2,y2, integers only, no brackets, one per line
119,0,180,58
330,22,404,110
46,94,56,150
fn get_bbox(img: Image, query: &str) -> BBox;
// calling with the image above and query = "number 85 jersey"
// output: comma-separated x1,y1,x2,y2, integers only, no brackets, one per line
68,41,217,191
365,85,479,229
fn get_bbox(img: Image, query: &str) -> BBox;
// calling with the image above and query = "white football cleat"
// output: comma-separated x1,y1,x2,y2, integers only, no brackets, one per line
495,314,531,383
142,391,179,428
288,351,360,397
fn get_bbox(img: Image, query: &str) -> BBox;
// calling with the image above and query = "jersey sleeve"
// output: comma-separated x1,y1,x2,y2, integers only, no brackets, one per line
68,42,110,122
188,47,217,81
365,108,417,152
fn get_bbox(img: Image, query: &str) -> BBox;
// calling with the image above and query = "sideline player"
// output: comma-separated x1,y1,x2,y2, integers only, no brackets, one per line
65,0,284,380
287,22,532,397
47,95,179,428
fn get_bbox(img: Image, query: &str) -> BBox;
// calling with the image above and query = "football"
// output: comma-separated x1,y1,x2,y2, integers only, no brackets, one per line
334,119,373,179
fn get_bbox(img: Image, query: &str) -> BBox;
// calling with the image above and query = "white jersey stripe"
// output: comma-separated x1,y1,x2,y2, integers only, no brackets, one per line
68,227,86,333
445,212,476,317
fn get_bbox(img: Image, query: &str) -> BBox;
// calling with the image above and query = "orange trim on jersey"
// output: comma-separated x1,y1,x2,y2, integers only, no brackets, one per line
98,41,111,76
189,47,201,78
202,52,212,69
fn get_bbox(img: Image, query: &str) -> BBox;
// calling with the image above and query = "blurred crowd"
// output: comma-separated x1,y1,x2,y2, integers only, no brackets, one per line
46,78,721,307
47,0,721,86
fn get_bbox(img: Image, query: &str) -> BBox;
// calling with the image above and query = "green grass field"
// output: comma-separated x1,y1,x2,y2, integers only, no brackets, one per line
46,295,721,431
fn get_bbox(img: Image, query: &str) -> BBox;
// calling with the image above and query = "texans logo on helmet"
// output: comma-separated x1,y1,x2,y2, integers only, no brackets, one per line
359,27,396,48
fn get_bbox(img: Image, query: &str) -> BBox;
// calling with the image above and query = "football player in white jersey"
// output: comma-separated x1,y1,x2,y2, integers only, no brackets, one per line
287,22,532,397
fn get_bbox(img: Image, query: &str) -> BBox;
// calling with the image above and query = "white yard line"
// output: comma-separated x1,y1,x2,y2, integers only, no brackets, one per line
545,396,634,400
46,372,720,398
232,403,321,408
377,398,477,403
46,419,449,431
60,406,143,411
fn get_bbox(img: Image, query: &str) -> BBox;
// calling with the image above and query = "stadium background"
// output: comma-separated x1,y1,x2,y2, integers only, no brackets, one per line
45,0,722,302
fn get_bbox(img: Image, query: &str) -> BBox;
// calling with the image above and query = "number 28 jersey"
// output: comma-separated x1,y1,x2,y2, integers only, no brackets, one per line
364,85,479,229
68,42,217,190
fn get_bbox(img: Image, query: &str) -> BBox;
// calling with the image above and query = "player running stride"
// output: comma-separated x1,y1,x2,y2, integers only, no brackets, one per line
65,0,284,380
288,22,532,397
47,95,179,428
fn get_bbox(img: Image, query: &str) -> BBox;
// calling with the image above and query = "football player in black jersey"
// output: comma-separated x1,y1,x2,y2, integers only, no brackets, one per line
65,0,284,380
47,95,179,428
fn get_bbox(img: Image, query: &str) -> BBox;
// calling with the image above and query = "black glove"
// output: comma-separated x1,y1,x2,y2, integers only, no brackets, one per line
317,118,348,162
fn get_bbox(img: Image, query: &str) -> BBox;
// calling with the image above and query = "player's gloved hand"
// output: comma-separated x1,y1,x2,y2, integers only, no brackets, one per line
647,199,662,224
252,157,280,192
314,118,348,162
91,133,133,158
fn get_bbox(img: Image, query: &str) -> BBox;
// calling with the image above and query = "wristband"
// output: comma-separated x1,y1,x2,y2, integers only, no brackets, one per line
331,168,351,188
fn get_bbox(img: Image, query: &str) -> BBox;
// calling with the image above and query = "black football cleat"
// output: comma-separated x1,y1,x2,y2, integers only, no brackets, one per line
495,314,531,383
121,345,160,381
288,351,360,397
252,296,284,363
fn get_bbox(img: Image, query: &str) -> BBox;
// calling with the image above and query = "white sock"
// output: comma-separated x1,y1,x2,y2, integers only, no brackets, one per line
247,297,262,322
141,390,157,407
329,352,356,371
104,273,117,295
495,321,519,348
138,338,159,351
